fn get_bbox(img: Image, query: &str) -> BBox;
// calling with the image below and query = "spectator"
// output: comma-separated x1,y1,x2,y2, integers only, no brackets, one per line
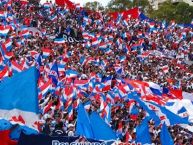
42,118,51,136
67,124,75,137
52,122,67,136
0,0,193,144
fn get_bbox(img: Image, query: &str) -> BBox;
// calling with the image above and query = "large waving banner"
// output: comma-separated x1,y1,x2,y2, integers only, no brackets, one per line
55,0,65,6
109,7,140,20
55,0,76,9
0,67,39,131
18,133,106,145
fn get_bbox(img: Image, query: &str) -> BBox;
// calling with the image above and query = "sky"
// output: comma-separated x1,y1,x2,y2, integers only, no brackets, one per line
40,0,111,7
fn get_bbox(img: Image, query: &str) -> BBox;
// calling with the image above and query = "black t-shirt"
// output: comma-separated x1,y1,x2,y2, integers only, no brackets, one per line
42,124,51,135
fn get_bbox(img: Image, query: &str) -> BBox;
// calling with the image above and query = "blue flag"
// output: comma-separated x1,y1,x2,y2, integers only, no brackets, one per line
149,102,189,125
0,119,12,131
160,123,174,145
10,125,38,140
150,87,162,96
130,104,139,115
89,112,117,140
65,69,79,78
49,62,59,86
35,54,42,68
75,103,94,139
0,67,39,131
177,107,187,114
127,92,161,126
136,117,151,144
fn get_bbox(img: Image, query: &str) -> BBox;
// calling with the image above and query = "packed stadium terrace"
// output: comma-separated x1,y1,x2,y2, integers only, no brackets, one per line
0,0,193,145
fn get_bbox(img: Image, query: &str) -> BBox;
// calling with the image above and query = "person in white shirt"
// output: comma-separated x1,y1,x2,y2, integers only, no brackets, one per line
67,124,75,137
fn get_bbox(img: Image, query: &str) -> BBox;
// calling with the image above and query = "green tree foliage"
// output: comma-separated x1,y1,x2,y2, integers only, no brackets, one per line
133,0,149,9
84,1,104,11
106,0,150,13
105,0,193,24
149,1,175,21
149,0,193,24
106,0,133,12
133,0,151,14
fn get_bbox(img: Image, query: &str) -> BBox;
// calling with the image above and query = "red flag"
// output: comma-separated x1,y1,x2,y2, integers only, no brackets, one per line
64,0,76,9
55,0,75,9
123,7,140,19
109,7,139,20
169,87,183,100
55,0,65,6
0,130,17,145
118,121,123,133
20,0,28,5
124,131,132,142
0,66,9,80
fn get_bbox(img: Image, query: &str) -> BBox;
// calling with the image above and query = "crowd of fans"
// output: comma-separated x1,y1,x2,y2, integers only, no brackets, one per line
1,0,193,144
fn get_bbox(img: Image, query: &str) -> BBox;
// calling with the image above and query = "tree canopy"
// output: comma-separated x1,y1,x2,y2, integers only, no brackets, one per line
106,0,133,12
148,0,193,24
84,1,104,11
85,0,193,24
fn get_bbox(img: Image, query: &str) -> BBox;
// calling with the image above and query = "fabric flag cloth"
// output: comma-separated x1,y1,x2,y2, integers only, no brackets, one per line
160,123,174,145
75,103,94,139
0,67,39,131
55,0,75,9
0,66,9,80
165,99,193,122
65,69,79,78
148,102,189,126
54,38,65,44
0,119,12,131
39,79,52,98
55,0,65,6
0,26,10,36
110,7,139,20
0,130,17,145
102,75,112,92
136,117,152,144
127,92,161,126
9,124,38,140
89,112,117,140
169,87,183,99
49,62,59,86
